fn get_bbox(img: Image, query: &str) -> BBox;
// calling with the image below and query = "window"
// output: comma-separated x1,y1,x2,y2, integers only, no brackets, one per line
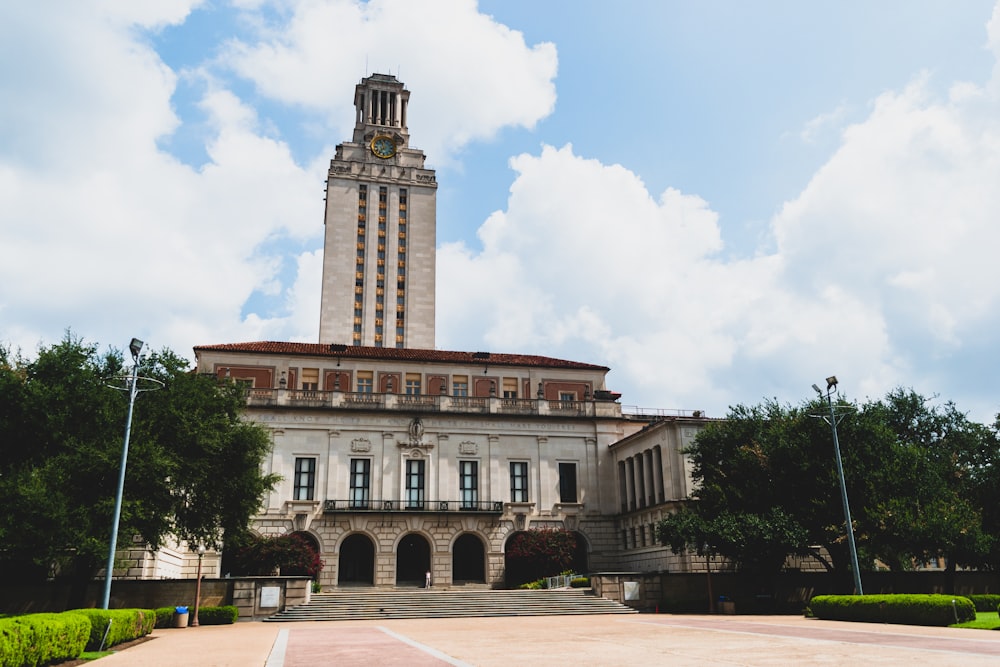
406,459,425,509
356,371,373,393
510,461,528,502
502,377,518,399
349,458,371,509
405,373,421,395
559,392,576,402
558,462,577,503
294,457,316,500
460,461,478,509
301,368,319,391
452,375,468,397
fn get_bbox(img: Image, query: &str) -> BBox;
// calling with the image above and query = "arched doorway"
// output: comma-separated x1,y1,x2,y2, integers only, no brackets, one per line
338,533,375,586
452,533,485,583
569,531,589,574
503,529,590,587
396,533,431,585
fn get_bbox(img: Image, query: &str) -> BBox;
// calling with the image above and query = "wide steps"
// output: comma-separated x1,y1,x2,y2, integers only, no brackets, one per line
266,588,637,622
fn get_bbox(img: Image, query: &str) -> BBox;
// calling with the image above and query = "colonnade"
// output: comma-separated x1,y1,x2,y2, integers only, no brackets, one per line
617,446,665,512
358,89,408,128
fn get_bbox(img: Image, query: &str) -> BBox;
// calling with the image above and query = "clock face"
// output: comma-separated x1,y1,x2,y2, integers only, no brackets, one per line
371,136,396,158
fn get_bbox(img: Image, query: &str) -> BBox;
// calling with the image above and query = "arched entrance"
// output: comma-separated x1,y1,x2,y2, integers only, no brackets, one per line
338,533,375,586
396,533,431,585
569,531,589,574
452,533,486,583
503,529,590,587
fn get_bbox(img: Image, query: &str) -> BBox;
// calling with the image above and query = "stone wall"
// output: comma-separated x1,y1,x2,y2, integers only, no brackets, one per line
2,577,311,619
591,570,1000,615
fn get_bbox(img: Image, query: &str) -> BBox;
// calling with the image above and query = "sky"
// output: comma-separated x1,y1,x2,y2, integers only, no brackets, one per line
3,0,1000,422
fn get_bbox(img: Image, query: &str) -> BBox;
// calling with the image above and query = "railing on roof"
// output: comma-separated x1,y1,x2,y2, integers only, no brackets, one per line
323,499,504,513
244,389,621,418
620,406,706,419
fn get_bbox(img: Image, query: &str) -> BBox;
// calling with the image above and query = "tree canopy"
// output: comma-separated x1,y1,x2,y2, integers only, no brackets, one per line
657,388,999,584
0,333,279,586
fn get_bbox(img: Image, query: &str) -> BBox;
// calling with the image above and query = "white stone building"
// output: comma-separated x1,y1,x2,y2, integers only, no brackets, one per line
179,74,711,587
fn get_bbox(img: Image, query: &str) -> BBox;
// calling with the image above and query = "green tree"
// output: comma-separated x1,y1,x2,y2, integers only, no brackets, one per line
505,529,577,585
0,334,279,599
657,390,997,587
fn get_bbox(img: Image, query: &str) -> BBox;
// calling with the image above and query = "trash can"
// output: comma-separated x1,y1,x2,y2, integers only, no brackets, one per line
173,606,189,628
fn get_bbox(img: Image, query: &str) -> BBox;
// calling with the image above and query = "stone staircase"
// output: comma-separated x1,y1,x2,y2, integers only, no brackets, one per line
265,588,637,622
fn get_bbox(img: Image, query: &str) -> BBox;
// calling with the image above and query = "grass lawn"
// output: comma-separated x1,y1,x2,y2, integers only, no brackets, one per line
951,611,1000,630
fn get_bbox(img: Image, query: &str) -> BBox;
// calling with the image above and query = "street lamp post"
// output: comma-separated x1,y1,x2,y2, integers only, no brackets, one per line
101,338,162,610
191,544,206,627
812,376,864,595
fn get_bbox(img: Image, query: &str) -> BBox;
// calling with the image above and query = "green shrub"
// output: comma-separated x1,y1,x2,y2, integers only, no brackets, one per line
809,594,975,627
65,608,155,650
154,607,176,629
518,579,544,590
570,577,590,588
964,594,1000,613
196,606,239,625
153,605,239,627
0,613,90,667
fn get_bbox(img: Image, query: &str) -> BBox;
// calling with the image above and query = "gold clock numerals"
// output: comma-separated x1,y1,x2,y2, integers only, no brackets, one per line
371,136,396,158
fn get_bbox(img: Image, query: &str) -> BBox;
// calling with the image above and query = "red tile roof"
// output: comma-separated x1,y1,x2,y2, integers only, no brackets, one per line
193,341,610,371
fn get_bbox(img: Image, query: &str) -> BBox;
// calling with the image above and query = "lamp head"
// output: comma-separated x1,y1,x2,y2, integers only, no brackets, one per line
128,338,144,361
826,376,838,390
811,384,822,395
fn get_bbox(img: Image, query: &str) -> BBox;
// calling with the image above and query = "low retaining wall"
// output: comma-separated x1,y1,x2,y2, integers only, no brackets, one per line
591,570,1000,614
3,577,311,621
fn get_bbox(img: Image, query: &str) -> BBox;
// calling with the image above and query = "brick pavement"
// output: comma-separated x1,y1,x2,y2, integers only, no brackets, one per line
93,613,1000,666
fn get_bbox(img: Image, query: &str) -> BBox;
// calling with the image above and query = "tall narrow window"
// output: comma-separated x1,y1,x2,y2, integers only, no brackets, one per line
460,461,478,509
405,373,421,395
558,462,577,503
510,461,528,503
502,377,518,399
452,375,468,397
405,459,425,509
356,371,373,393
294,457,316,500
301,368,319,391
349,458,371,509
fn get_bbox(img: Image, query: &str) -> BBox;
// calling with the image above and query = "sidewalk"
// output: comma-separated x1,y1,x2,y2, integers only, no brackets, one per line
93,613,1000,666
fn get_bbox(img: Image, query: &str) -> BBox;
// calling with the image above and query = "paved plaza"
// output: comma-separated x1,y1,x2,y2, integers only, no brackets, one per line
94,613,1000,666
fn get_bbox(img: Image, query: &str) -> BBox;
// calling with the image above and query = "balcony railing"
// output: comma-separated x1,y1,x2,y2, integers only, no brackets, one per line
323,499,504,513
243,390,617,418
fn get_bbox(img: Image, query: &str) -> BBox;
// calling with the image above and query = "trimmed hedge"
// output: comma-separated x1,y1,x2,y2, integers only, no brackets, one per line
964,594,1000,613
0,612,90,667
197,606,239,625
154,605,239,628
65,608,156,650
809,594,975,626
570,577,591,588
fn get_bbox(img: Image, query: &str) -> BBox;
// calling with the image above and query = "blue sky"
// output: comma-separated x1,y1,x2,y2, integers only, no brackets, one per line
3,1,1000,422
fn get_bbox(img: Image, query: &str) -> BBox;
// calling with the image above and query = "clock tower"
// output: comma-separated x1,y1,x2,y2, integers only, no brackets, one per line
319,74,437,349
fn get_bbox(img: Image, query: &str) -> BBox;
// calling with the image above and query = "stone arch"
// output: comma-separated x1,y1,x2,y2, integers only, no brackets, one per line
338,532,375,586
502,529,591,587
568,530,589,574
451,532,486,583
395,532,431,585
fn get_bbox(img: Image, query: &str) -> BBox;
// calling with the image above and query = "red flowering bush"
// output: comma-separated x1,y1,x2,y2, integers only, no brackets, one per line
505,529,577,585
228,533,324,577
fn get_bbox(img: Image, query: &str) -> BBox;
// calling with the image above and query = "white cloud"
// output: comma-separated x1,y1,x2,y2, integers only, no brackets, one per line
3,0,1000,425
437,38,1000,419
0,0,559,364
219,0,558,164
